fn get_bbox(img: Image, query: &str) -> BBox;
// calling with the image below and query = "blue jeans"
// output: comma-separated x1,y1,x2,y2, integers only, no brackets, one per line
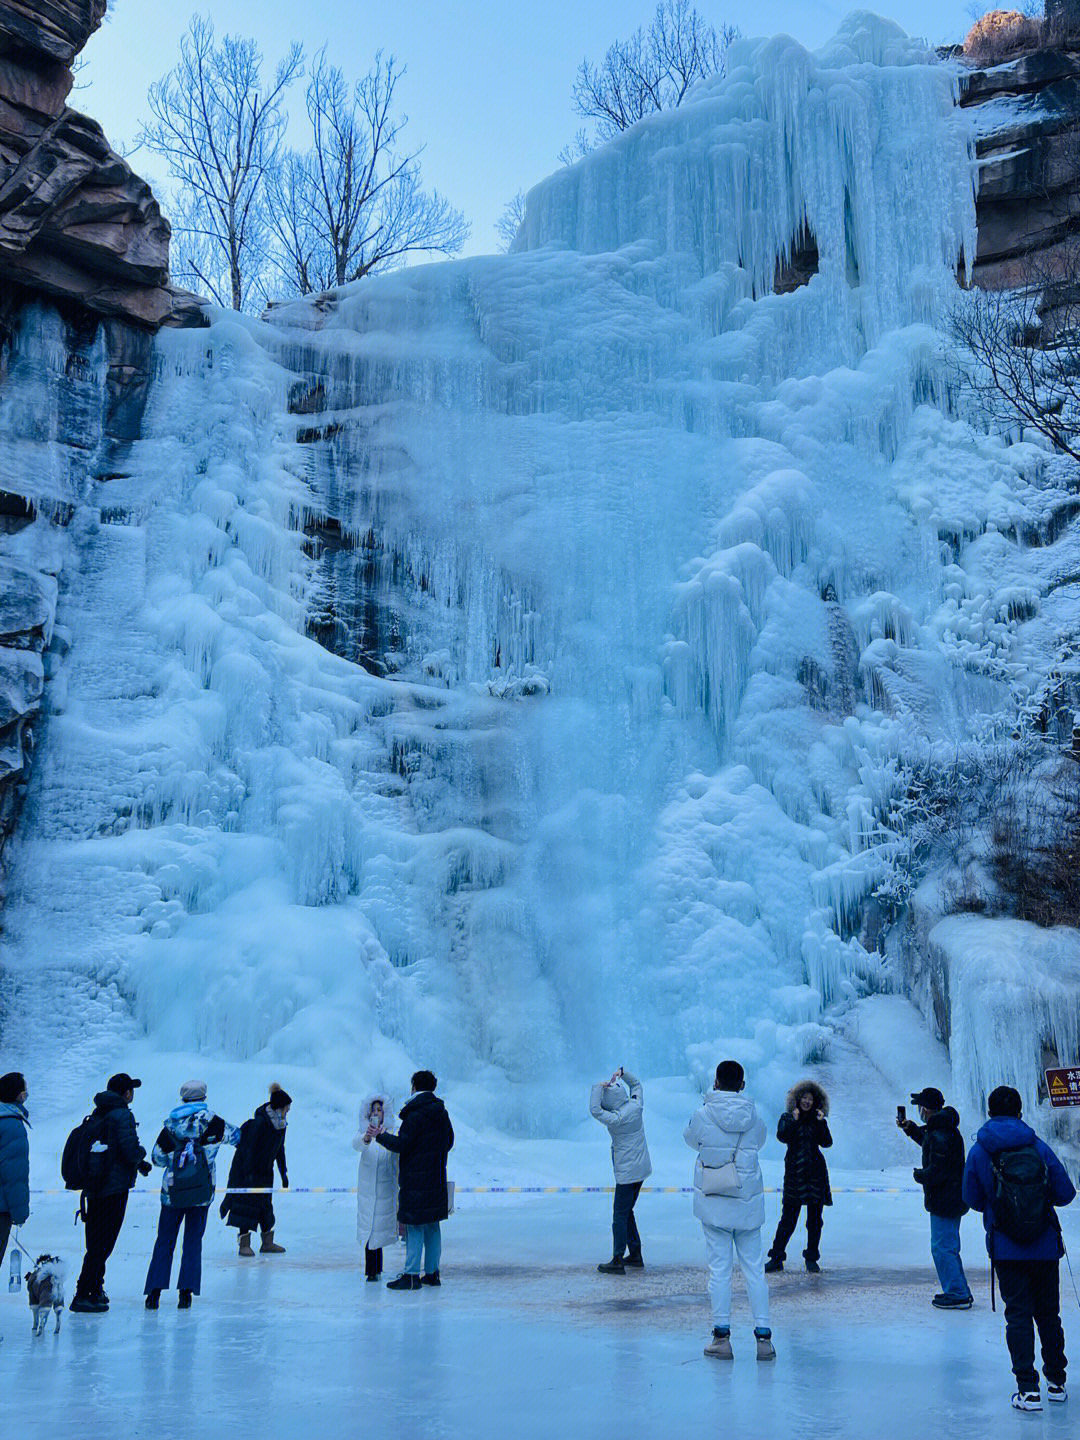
145,1205,209,1295
404,1223,441,1276
930,1213,970,1299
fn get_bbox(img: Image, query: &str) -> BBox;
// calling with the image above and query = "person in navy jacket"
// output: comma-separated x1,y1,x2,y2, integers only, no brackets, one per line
963,1085,1076,1412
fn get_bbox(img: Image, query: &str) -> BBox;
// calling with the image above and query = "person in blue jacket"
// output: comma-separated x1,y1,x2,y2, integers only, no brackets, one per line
963,1085,1077,1413
0,1071,30,1277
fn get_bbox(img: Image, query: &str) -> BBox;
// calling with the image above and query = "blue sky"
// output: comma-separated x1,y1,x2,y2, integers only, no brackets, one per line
84,2,979,257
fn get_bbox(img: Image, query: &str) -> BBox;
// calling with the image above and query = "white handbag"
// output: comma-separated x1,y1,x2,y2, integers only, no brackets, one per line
699,1134,742,1196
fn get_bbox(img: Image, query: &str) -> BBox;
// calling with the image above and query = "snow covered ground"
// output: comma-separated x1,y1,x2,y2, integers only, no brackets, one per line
3,1078,1078,1438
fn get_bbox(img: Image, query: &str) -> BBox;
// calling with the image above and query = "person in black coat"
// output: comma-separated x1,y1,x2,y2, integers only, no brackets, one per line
899,1085,972,1309
376,1070,454,1291
71,1073,153,1313
765,1080,832,1273
220,1085,291,1255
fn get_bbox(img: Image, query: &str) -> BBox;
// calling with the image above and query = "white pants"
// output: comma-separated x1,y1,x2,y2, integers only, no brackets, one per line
701,1223,770,1330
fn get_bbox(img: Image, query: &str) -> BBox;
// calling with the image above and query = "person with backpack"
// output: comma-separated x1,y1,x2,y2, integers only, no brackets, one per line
683,1060,774,1361
376,1070,454,1290
765,1079,832,1274
963,1084,1076,1412
68,1073,152,1314
589,1067,652,1273
0,1072,30,1281
898,1085,973,1310
220,1083,291,1256
144,1081,239,1310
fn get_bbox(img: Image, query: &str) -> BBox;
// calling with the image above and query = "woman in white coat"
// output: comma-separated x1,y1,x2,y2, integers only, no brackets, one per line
683,1059,774,1361
352,1094,399,1281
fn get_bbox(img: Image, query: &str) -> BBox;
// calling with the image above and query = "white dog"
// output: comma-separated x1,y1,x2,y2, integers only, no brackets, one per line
26,1256,66,1336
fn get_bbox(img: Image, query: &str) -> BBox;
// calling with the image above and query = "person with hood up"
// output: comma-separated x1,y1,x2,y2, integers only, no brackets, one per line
352,1093,399,1280
589,1066,652,1273
144,1081,239,1310
70,1072,153,1313
765,1079,832,1274
0,1072,30,1280
898,1085,973,1310
684,1059,774,1361
220,1083,291,1257
963,1084,1076,1413
376,1070,454,1290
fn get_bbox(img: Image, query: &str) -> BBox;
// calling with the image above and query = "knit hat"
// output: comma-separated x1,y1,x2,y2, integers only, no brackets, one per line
179,1080,207,1102
268,1083,292,1111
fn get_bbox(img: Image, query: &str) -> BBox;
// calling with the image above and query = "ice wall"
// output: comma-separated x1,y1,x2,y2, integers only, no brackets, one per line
3,15,1070,1132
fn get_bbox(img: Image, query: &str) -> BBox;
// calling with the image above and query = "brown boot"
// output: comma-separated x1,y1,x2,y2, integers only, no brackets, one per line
259,1229,285,1254
238,1232,255,1257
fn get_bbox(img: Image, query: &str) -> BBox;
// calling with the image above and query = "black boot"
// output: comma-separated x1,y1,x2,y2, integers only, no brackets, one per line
764,1256,783,1273
624,1252,644,1269
70,1293,108,1313
386,1273,421,1290
178,1290,193,1309
597,1258,626,1274
144,1290,160,1311
420,1271,441,1286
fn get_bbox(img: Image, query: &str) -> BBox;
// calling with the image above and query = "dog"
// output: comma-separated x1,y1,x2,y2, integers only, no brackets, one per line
26,1256,66,1335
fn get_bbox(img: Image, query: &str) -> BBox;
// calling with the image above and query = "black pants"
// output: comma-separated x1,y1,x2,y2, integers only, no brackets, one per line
769,1199,824,1264
612,1181,643,1261
77,1191,129,1299
995,1259,1067,1391
365,1245,383,1278
0,1212,11,1271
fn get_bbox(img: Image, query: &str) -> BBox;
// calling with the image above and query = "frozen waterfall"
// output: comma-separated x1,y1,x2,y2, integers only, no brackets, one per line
1,16,1074,1144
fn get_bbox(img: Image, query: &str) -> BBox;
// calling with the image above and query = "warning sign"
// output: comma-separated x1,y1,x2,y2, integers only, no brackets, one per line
1045,1068,1080,1108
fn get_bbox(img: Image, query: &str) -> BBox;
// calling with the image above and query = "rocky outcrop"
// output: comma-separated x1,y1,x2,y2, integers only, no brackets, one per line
963,48,1080,291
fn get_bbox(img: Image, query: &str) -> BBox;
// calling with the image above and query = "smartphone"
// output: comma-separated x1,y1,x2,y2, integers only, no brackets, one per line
896,1104,906,1122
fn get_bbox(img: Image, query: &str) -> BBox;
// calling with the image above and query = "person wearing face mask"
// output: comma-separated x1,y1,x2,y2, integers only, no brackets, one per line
220,1084,291,1257
352,1093,399,1281
0,1072,30,1278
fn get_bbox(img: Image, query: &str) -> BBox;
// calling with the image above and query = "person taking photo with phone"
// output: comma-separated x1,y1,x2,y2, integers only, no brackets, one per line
589,1066,651,1274
898,1085,972,1310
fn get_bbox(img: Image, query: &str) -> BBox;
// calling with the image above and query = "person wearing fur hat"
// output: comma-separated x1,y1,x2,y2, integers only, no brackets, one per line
144,1082,239,1310
765,1080,833,1274
220,1084,291,1257
352,1093,399,1280
589,1067,652,1273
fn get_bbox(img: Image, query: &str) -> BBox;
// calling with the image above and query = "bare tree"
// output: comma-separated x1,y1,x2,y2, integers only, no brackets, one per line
140,16,303,311
495,191,526,252
268,51,468,297
571,0,737,147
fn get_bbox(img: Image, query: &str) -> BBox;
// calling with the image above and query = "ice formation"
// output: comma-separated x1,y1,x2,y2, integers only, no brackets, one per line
1,15,1078,1139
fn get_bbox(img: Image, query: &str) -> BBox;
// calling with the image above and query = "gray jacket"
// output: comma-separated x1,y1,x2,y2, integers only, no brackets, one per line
589,1072,652,1184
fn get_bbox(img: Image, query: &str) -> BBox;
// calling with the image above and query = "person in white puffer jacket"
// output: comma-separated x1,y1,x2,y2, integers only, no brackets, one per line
589,1067,651,1274
352,1093,399,1282
684,1059,774,1361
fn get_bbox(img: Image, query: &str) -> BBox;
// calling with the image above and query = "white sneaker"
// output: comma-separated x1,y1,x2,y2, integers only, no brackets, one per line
1011,1391,1042,1412
1047,1383,1066,1404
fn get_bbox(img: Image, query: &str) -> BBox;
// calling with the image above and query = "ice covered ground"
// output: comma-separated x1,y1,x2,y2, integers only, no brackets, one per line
3,1107,1078,1440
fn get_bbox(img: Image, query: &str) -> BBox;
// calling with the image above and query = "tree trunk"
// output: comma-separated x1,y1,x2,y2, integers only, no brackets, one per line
1047,0,1080,44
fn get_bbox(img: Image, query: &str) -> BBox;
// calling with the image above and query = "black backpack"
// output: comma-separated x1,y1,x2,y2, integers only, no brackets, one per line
167,1138,212,1208
61,1113,112,1195
990,1145,1052,1246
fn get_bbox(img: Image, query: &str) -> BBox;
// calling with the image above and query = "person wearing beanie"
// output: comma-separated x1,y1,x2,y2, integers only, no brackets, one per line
70,1072,152,1314
0,1072,30,1284
589,1066,652,1274
220,1084,292,1256
963,1085,1076,1412
684,1060,774,1362
144,1082,239,1311
898,1086,972,1310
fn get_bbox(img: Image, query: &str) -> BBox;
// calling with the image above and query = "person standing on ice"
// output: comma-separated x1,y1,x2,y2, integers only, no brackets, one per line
352,1093,399,1281
963,1085,1076,1413
70,1072,153,1313
144,1081,240,1310
898,1085,973,1310
589,1067,651,1273
765,1079,832,1274
684,1059,774,1361
220,1083,291,1257
0,1072,30,1282
377,1070,453,1290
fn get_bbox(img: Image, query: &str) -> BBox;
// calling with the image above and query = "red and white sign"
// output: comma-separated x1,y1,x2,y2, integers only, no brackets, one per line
1045,1068,1080,1108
